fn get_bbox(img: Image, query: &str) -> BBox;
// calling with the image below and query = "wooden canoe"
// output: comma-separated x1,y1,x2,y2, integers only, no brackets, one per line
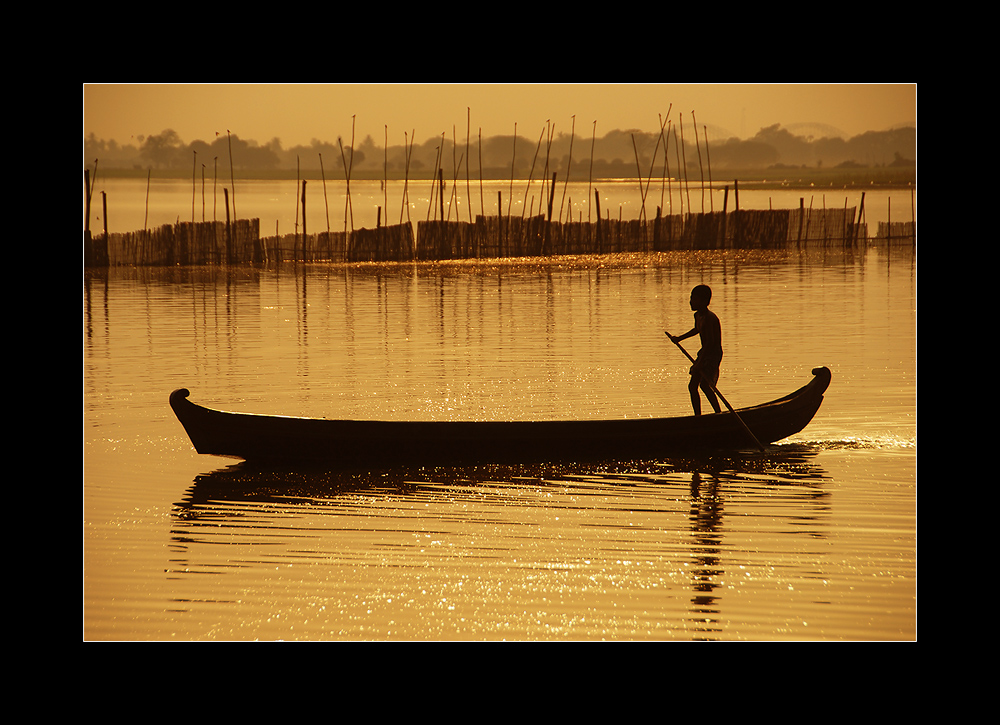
170,366,831,467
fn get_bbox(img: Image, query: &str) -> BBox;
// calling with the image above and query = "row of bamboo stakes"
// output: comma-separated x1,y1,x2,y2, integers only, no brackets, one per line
86,197,909,267
84,113,915,267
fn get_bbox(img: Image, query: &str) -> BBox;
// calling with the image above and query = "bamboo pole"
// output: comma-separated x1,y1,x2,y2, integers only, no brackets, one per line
348,116,356,228
663,124,674,246
722,185,729,245
559,115,575,224
672,125,684,233
703,124,714,212
192,149,197,223
643,109,669,211
448,125,458,221
856,191,866,245
401,131,413,225
542,120,554,227
339,116,356,232
478,128,484,218
797,197,804,247
588,121,596,225
843,196,850,246
692,111,705,213
320,152,331,235
447,130,466,222
507,123,516,220
439,168,445,222
522,125,546,222
633,111,671,234
466,109,473,223
594,189,602,252
227,130,237,220
545,171,556,254
498,190,503,254
301,179,307,261
663,121,673,220
679,114,691,216
632,134,646,225
427,134,443,222
144,168,151,232
84,169,92,234
659,117,668,213
224,188,231,264
821,194,827,244
384,125,389,227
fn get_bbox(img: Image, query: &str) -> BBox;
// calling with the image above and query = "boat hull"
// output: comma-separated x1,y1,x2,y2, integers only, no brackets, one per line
170,367,831,467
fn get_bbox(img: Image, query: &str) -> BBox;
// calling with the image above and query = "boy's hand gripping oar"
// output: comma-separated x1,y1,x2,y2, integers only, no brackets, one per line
664,331,766,452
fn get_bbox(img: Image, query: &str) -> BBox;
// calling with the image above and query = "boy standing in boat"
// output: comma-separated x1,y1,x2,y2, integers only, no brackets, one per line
667,284,723,416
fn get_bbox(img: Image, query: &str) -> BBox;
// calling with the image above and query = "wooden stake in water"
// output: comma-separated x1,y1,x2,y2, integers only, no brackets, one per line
227,130,237,220
559,115,575,224
320,152,331,235
522,125,546,222
478,128,484,219
679,114,691,215
84,169,92,234
466,109,473,224
192,149,197,223
301,180,307,261
339,116,356,232
703,123,714,212
692,110,705,213
588,120,596,225
507,123,516,220
400,130,414,226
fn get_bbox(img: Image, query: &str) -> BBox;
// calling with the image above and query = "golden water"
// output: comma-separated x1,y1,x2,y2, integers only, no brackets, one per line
83,246,916,640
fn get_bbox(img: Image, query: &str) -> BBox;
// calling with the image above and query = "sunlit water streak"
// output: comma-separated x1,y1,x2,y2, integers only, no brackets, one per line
84,246,915,640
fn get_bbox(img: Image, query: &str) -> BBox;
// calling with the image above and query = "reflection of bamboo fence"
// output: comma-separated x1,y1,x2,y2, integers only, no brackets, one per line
85,205,915,267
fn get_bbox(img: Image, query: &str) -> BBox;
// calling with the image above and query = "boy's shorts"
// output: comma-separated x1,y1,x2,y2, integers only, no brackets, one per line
691,353,721,385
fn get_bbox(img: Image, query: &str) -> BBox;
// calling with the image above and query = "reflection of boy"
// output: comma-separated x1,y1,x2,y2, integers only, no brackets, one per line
667,284,722,415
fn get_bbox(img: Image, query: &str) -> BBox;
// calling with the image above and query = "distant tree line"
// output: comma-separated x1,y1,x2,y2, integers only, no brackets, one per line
84,124,916,180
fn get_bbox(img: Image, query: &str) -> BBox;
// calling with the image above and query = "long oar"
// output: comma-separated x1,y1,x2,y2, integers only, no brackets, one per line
664,331,765,452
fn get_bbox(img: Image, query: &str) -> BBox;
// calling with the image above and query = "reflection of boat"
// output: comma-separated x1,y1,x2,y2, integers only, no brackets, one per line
170,367,831,467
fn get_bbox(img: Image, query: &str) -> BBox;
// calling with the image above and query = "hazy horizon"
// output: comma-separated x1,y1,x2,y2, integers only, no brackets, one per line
83,83,917,150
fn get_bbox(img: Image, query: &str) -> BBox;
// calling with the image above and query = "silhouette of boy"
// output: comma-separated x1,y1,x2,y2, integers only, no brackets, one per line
667,284,722,415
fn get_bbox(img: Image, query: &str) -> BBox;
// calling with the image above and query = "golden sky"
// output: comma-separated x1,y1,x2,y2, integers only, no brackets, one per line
83,83,916,148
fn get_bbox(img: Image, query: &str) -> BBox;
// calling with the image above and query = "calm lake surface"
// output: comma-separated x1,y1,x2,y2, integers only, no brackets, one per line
83,243,916,641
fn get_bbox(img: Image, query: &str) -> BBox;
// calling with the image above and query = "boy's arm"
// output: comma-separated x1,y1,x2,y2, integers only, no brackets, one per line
666,328,697,343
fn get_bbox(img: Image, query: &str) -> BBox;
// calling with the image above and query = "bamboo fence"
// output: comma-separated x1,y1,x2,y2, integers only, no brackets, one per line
85,204,918,267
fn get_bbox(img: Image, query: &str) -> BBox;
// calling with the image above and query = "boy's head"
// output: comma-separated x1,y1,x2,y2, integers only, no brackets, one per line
690,284,712,309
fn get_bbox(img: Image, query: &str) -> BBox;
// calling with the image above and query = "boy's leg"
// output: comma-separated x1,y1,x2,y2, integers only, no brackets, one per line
699,363,721,413
700,378,721,413
688,375,702,415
